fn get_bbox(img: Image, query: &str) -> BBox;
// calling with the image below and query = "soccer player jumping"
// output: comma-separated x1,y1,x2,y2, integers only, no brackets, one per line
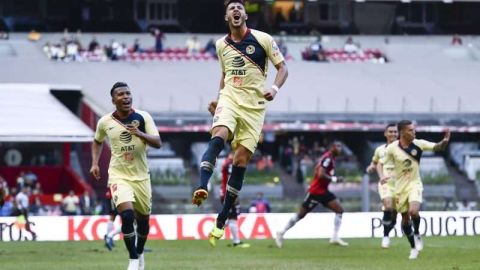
378,120,449,259
191,0,288,247
91,82,162,270
366,123,398,248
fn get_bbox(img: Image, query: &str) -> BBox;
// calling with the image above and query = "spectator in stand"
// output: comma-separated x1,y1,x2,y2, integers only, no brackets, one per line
304,37,326,62
204,38,217,58
0,31,8,40
24,170,38,188
0,175,7,208
16,171,26,189
32,182,43,196
133,38,142,53
277,39,288,59
186,36,201,54
27,29,41,42
80,191,93,215
14,186,37,240
456,199,475,211
250,192,271,213
62,190,80,216
151,28,165,53
344,36,360,54
30,197,47,216
88,36,99,52
451,34,463,46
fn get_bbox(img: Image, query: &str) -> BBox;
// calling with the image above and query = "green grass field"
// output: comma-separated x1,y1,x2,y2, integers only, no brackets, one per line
1,237,478,270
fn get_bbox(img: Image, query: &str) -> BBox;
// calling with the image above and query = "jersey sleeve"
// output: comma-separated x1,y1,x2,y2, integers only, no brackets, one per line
262,33,284,66
143,112,159,136
94,117,107,143
371,147,381,163
380,145,393,165
215,39,225,73
416,139,436,151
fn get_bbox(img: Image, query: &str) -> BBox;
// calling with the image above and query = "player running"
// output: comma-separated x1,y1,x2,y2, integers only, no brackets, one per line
378,120,449,259
366,123,398,248
220,152,250,248
14,186,37,240
276,141,348,248
191,0,288,247
90,82,162,270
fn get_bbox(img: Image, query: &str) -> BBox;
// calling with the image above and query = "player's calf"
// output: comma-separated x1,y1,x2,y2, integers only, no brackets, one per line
216,165,246,229
136,217,149,255
198,136,225,189
120,209,138,259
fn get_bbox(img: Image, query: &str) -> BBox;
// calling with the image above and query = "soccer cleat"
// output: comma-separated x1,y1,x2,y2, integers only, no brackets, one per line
381,236,390,249
208,226,224,247
275,232,284,248
409,248,419,260
233,242,251,248
138,254,145,270
330,238,349,246
127,259,139,270
192,188,208,206
414,234,423,251
104,235,113,251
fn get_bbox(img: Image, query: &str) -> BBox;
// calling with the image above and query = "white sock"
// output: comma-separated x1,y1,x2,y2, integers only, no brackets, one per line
280,214,300,234
108,226,122,238
333,213,343,239
229,220,240,244
106,220,114,235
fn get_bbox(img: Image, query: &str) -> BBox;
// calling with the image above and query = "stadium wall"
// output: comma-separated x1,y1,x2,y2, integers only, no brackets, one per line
1,212,479,242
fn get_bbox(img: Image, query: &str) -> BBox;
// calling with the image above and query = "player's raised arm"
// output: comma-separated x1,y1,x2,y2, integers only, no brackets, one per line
433,128,450,151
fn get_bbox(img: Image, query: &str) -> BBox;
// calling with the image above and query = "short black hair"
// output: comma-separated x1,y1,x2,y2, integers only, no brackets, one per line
385,123,396,131
397,120,412,133
110,82,129,97
224,0,244,9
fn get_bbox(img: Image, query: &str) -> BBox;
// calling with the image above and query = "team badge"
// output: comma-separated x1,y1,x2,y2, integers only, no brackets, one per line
131,120,140,128
246,45,255,55
272,41,279,51
411,149,418,156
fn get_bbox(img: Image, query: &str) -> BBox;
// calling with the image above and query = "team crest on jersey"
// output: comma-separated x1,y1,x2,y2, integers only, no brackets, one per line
411,149,418,156
130,120,140,128
272,41,279,51
246,45,255,55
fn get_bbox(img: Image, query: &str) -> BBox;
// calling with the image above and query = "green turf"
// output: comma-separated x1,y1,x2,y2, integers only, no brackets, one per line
1,236,478,270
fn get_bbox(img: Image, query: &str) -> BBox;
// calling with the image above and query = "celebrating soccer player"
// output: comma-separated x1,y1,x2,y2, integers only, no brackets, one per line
90,82,162,270
191,0,288,247
378,120,450,259
276,141,349,248
366,123,398,248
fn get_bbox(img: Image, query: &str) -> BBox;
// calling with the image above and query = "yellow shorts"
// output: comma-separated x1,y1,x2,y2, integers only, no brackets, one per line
109,178,152,215
378,181,395,200
212,95,265,153
395,181,423,213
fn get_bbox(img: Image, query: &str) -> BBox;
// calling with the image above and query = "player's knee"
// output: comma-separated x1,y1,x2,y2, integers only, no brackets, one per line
136,218,150,237
408,209,419,218
120,209,135,233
